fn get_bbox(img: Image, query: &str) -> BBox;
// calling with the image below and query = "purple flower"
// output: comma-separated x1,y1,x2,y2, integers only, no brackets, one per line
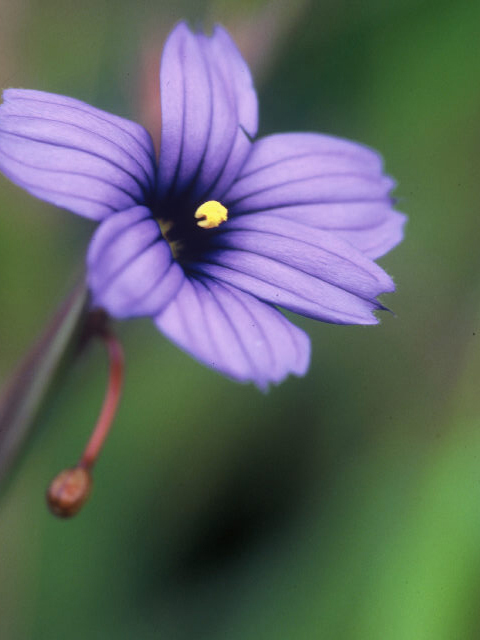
0,22,405,389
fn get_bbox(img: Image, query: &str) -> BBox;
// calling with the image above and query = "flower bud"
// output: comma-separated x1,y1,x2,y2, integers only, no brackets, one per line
46,467,92,518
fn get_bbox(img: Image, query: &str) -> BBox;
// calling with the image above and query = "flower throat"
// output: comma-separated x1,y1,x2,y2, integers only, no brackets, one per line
158,200,228,260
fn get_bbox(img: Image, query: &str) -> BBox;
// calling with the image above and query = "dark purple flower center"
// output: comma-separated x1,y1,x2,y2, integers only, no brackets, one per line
155,196,227,262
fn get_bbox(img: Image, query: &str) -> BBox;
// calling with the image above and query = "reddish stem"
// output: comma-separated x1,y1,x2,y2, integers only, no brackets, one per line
46,324,124,518
79,330,124,470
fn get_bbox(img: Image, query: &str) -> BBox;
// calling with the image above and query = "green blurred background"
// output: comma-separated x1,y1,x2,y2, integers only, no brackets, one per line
1,0,480,638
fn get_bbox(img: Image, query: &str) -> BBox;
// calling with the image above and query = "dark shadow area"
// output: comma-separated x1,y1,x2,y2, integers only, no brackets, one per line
125,390,325,637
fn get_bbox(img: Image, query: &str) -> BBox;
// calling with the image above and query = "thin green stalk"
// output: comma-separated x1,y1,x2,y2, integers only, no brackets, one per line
0,278,89,491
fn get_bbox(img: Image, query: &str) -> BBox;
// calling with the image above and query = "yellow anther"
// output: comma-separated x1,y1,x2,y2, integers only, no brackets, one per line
194,200,228,229
158,218,174,239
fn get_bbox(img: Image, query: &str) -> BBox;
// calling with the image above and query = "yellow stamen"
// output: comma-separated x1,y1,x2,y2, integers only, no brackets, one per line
194,200,228,229
158,218,174,239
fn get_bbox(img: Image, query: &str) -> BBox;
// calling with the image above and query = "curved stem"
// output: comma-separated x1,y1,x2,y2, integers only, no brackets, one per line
46,323,125,518
79,330,124,470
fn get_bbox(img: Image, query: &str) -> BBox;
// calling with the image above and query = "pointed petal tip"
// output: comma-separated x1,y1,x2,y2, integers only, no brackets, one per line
171,21,191,43
368,296,399,324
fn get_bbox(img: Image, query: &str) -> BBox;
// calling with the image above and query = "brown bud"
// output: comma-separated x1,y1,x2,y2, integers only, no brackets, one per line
46,467,92,518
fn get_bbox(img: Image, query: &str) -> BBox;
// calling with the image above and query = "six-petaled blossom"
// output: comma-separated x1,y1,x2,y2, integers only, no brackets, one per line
0,22,405,389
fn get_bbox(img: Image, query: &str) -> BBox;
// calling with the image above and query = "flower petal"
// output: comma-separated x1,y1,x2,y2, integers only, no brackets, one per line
0,89,155,220
190,213,394,324
155,275,310,388
334,209,406,259
87,206,184,318
223,133,404,258
216,213,395,293
157,22,258,202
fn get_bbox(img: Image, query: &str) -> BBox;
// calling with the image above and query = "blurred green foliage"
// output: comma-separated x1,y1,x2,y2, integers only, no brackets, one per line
1,0,480,638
